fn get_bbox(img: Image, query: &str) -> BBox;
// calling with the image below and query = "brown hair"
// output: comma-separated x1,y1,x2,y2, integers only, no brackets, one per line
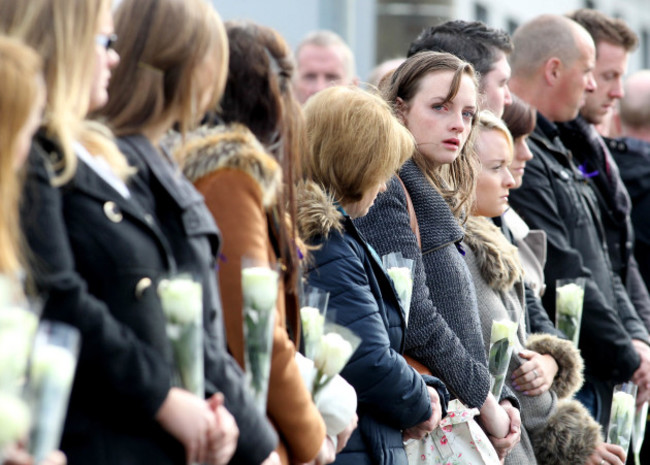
303,86,414,205
501,94,536,140
0,37,43,274
383,50,480,219
98,0,228,138
212,21,305,293
567,9,638,52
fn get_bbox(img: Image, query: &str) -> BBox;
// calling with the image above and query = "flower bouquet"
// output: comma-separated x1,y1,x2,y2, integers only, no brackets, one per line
241,260,279,414
488,319,519,398
382,252,414,326
311,324,360,400
632,400,648,465
27,321,80,464
607,382,637,457
555,277,586,346
158,275,204,397
300,283,329,360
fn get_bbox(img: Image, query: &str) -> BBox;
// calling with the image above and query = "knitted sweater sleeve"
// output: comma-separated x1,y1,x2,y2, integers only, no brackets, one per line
355,176,491,408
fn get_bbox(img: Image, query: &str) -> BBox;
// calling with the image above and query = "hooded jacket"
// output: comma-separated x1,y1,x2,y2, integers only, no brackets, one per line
297,179,447,465
464,216,600,465
181,124,325,464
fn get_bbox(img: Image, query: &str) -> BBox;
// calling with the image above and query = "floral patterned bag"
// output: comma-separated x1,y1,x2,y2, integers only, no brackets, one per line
404,399,500,465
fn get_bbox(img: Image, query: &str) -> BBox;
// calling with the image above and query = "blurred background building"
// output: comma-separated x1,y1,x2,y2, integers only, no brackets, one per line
213,0,650,83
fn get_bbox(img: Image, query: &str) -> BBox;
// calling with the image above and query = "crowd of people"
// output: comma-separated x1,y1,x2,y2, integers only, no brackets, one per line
2,1,650,464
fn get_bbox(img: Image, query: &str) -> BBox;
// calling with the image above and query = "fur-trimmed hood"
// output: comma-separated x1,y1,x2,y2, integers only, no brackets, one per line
179,124,282,209
464,215,523,291
296,179,343,242
532,399,601,465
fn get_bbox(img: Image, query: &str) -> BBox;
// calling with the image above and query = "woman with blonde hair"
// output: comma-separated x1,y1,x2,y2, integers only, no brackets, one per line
298,85,447,465
0,35,68,465
464,110,625,465
0,0,232,463
96,1,278,463
0,36,44,278
354,51,522,459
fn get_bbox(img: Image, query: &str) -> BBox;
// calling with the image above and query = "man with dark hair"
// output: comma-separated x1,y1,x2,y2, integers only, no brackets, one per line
508,14,650,438
557,8,650,353
408,20,513,117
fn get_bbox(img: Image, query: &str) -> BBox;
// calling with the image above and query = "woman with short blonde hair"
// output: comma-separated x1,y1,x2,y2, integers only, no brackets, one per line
303,86,413,205
298,85,446,465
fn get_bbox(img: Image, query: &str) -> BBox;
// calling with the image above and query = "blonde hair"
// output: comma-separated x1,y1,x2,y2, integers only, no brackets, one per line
476,110,514,163
0,37,43,274
98,0,228,138
384,51,480,219
0,0,132,186
303,86,414,205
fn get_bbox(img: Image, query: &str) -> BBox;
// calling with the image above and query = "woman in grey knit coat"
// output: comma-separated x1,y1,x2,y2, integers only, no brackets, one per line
354,51,521,460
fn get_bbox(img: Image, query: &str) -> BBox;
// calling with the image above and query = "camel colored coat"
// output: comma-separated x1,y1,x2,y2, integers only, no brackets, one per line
182,125,325,464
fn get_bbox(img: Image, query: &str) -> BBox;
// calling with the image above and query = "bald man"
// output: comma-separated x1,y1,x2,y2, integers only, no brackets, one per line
507,14,650,431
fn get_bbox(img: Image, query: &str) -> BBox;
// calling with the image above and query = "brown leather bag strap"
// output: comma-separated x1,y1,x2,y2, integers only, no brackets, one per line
396,175,421,249
395,176,432,375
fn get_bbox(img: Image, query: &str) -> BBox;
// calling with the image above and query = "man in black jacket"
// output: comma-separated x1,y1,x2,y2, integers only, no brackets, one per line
508,14,650,428
557,10,650,338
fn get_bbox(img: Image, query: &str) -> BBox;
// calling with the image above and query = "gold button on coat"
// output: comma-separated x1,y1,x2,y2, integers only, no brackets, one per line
103,201,123,223
135,277,152,299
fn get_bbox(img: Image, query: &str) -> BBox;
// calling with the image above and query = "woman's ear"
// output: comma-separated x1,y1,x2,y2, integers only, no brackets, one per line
395,97,408,124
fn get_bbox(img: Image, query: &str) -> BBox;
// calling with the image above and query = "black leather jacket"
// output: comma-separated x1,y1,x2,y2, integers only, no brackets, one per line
509,114,648,383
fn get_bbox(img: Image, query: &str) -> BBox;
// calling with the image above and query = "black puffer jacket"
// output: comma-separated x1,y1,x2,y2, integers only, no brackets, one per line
508,114,648,422
298,180,447,465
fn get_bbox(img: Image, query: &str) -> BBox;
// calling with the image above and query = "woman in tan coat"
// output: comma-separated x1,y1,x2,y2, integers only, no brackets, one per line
180,22,355,465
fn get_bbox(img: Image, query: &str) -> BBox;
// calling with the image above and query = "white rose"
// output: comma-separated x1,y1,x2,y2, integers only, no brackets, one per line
556,283,585,317
0,391,30,449
612,390,636,429
158,277,203,325
490,319,518,345
387,267,413,299
241,267,279,311
301,306,325,340
30,345,77,388
314,332,354,377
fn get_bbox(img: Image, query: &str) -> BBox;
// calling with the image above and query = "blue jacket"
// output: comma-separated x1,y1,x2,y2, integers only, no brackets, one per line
298,181,447,465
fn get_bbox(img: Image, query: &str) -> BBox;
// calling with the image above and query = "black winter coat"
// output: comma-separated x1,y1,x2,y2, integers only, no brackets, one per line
301,191,446,465
22,133,183,465
508,115,647,388
608,136,650,330
558,118,650,333
117,134,278,465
